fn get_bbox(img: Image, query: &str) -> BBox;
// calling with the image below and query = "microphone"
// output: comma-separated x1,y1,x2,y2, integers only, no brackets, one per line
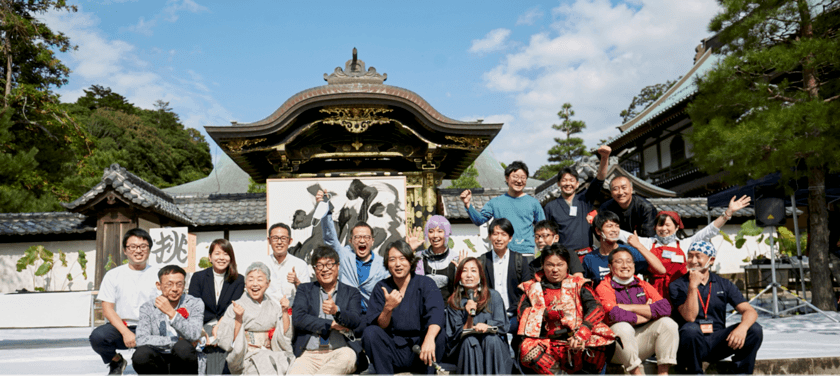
467,289,476,316
412,345,443,372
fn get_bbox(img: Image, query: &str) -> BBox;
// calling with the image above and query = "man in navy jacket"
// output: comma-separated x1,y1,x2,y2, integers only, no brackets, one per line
288,246,364,374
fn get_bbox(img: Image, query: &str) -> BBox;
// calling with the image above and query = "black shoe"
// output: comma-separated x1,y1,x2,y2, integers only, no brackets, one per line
108,355,127,375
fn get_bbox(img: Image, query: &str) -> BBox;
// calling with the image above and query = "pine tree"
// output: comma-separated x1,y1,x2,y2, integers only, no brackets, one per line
687,0,840,310
449,163,481,189
536,103,591,180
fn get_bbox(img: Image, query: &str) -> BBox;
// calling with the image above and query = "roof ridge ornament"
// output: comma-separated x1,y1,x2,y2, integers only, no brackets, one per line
324,48,387,85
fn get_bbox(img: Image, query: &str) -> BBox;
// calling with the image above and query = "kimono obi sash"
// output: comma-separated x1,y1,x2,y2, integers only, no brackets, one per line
244,330,272,349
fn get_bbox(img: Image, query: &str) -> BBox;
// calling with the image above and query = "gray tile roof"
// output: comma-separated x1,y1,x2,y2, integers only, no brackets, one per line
0,212,94,236
439,188,537,219
62,164,194,225
649,198,801,219
173,193,266,226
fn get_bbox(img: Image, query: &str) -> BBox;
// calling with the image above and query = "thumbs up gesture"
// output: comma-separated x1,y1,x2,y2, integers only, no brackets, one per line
382,287,403,311
322,294,338,315
287,266,300,287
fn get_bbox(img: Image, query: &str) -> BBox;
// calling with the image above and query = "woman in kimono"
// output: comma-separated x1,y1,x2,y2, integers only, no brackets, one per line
362,240,446,375
445,257,511,374
217,262,294,375
518,243,616,375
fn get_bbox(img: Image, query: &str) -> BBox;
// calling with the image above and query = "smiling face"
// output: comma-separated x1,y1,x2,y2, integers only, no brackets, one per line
490,225,512,254
209,245,231,274
268,226,292,260
596,220,621,244
505,169,528,195
427,226,447,250
656,216,678,238
314,257,339,287
534,228,559,250
351,226,373,260
610,176,634,208
687,251,714,272
245,269,270,302
543,255,568,284
558,172,580,197
387,247,411,280
609,250,636,280
460,260,480,288
157,272,185,303
123,235,150,266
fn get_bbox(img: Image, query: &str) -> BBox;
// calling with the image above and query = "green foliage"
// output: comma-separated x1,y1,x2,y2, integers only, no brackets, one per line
540,103,591,178
198,257,212,269
248,177,266,193
449,163,481,189
463,239,478,254
619,79,679,123
15,245,88,291
768,227,807,257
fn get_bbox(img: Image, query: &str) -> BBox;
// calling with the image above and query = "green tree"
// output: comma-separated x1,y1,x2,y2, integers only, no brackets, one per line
537,103,590,180
686,0,840,310
449,163,481,189
620,79,679,123
248,177,266,193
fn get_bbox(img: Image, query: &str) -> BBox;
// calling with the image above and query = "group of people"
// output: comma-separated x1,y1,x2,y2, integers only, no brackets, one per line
87,144,764,375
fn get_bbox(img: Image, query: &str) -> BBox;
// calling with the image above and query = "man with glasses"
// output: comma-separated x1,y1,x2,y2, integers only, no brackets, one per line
288,246,364,374
460,161,545,255
89,228,161,375
132,265,204,374
316,190,390,315
265,223,311,306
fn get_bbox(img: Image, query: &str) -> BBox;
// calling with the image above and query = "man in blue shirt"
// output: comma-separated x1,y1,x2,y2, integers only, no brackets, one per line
582,210,665,286
317,190,390,315
544,145,611,259
460,161,545,254
670,241,762,374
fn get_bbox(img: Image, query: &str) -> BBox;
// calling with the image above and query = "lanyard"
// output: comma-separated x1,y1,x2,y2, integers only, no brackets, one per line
696,281,712,318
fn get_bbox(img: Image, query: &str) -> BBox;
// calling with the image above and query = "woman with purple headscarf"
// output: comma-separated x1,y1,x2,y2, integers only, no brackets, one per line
407,215,464,301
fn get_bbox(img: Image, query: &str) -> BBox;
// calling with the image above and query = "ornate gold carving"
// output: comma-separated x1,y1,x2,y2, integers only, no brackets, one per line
222,138,267,153
442,136,489,150
351,141,363,150
320,107,393,133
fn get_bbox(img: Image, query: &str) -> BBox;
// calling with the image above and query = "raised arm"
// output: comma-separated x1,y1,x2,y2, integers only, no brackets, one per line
626,232,666,275
595,145,611,181
462,190,494,226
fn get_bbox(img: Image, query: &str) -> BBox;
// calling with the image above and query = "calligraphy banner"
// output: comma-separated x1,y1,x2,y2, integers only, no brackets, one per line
149,227,193,270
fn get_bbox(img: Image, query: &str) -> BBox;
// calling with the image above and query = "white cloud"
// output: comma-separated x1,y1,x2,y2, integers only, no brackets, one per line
478,0,721,173
40,7,233,148
127,0,209,35
516,7,544,26
469,28,512,54
127,16,156,36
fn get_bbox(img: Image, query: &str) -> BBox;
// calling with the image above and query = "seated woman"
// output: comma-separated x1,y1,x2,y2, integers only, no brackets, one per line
408,215,463,301
595,247,678,375
518,243,616,375
617,195,751,301
445,257,511,374
188,238,245,374
362,240,445,375
217,262,294,375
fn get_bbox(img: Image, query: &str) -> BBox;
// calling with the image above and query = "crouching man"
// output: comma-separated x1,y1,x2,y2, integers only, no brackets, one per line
132,265,204,374
595,247,678,375
288,246,364,374
670,241,763,374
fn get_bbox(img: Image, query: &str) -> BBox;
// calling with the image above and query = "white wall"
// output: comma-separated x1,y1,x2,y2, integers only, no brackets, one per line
229,229,271,274
0,240,96,293
449,223,490,257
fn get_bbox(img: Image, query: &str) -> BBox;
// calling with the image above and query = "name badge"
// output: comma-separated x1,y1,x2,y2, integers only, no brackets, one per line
671,255,685,263
698,319,714,334
569,206,578,216
661,250,675,259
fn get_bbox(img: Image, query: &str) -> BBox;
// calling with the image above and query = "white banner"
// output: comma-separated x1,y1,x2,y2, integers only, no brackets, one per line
149,227,191,269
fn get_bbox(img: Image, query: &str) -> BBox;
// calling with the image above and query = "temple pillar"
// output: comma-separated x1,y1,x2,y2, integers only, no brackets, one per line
405,171,444,231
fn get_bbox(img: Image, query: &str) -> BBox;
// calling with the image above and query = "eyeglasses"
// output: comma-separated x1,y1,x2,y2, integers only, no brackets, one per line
162,282,185,289
611,260,633,266
352,235,372,241
268,236,290,244
315,262,337,271
126,244,149,252
508,174,528,182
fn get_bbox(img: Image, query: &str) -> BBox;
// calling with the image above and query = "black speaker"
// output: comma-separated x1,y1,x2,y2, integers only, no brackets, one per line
755,185,785,227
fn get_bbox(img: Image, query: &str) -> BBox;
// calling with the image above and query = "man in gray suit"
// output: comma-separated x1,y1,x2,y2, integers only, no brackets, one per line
133,265,204,374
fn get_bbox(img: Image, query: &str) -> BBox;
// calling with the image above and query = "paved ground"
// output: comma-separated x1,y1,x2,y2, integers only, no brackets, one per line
1,310,839,375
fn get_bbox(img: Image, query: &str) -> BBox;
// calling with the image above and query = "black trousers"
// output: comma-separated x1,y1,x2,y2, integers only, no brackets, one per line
676,322,763,374
361,325,445,375
132,339,198,375
89,323,136,364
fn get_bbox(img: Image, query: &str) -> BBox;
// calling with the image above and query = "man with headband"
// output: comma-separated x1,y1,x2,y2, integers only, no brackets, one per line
670,241,763,374
407,215,464,301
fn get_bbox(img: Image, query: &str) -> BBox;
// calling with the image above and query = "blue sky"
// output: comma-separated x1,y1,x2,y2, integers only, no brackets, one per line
43,0,721,175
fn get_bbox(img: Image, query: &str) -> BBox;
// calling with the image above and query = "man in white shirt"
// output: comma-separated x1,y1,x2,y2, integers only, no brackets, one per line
265,222,311,306
89,228,160,375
